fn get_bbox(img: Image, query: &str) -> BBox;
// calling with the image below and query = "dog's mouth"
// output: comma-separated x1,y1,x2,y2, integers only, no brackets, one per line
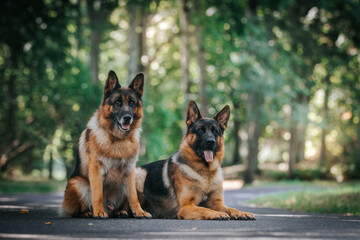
196,149,215,163
115,117,132,132
203,150,214,163
120,123,131,131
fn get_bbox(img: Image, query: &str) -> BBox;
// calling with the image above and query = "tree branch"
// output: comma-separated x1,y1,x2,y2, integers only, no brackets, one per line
0,142,33,170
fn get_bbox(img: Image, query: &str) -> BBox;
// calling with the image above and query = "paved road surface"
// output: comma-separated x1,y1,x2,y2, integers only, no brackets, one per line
1,185,359,239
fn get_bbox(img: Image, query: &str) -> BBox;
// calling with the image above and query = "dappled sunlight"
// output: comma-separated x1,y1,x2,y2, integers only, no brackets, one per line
1,0,359,187
0,196,17,202
0,205,29,209
222,180,244,190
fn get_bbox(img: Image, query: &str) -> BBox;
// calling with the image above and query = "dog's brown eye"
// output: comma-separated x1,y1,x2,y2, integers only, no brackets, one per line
129,99,135,107
115,100,121,105
211,127,217,133
198,128,205,133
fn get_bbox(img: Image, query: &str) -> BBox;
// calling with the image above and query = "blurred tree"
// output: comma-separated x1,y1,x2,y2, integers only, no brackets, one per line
1,0,360,181
127,0,144,81
320,76,330,165
86,0,117,84
193,0,209,114
86,0,104,84
180,0,191,120
243,0,264,183
0,0,78,175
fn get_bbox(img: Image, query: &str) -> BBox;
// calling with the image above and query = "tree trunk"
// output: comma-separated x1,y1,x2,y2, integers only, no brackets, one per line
180,0,191,105
288,113,298,178
244,91,263,183
232,102,242,165
49,150,53,180
5,53,19,143
243,0,260,184
127,1,146,82
1,52,19,173
86,0,104,85
320,77,330,165
127,1,140,81
8,72,16,139
194,0,208,114
355,121,360,175
140,6,148,74
296,93,309,163
296,118,306,163
288,92,309,177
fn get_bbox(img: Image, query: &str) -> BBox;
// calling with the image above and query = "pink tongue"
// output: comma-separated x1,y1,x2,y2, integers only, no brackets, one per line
107,204,114,211
204,150,214,163
121,123,130,130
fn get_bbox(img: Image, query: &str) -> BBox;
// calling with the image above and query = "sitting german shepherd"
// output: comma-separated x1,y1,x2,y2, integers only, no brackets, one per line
135,100,255,220
62,71,151,219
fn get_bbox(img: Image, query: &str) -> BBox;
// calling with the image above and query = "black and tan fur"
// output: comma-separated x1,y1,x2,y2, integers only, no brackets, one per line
135,100,255,220
62,71,151,219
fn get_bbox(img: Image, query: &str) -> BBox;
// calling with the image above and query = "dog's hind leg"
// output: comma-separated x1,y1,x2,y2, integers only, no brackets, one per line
61,176,91,218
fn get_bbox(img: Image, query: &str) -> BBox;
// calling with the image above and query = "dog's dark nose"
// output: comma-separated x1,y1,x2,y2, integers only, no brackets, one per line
206,139,216,148
123,114,132,123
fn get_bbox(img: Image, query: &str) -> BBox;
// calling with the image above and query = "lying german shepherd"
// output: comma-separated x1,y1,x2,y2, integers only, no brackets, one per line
62,71,151,219
135,100,255,220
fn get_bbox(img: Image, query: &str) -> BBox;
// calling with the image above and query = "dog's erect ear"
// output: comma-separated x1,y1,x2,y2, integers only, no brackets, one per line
128,72,144,97
214,105,230,131
104,70,121,97
186,100,202,127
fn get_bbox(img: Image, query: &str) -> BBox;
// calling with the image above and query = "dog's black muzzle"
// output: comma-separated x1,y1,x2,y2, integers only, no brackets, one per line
122,113,132,124
116,112,133,131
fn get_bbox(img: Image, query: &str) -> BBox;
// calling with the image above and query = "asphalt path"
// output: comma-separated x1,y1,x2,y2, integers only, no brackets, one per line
1,185,360,240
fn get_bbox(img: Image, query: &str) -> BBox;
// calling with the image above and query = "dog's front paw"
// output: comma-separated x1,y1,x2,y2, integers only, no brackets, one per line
133,210,152,219
205,211,230,220
81,210,93,218
114,210,129,218
226,208,255,220
93,209,109,219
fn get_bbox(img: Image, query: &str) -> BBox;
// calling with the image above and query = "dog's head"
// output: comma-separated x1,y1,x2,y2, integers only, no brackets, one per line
182,100,230,164
99,71,144,135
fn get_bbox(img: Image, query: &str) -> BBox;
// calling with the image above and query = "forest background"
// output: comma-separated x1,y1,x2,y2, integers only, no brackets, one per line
1,0,360,185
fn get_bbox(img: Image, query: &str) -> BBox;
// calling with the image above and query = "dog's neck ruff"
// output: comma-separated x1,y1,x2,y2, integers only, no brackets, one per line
87,111,140,144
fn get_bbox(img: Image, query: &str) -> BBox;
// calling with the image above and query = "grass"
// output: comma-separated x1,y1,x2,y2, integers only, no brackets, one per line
247,181,360,216
0,179,66,194
247,179,339,188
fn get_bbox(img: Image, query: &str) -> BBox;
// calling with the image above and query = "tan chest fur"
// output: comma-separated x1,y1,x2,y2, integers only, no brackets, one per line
78,112,140,179
172,158,223,206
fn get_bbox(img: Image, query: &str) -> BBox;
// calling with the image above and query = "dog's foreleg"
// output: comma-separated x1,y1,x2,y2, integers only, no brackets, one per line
176,188,230,220
88,160,108,218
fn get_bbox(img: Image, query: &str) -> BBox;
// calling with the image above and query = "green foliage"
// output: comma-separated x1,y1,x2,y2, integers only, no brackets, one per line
0,0,100,177
264,168,328,181
248,181,360,215
0,0,360,181
0,179,66,194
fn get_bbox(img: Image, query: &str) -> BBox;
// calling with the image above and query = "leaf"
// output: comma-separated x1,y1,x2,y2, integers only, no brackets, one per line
44,222,53,225
20,209,29,214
